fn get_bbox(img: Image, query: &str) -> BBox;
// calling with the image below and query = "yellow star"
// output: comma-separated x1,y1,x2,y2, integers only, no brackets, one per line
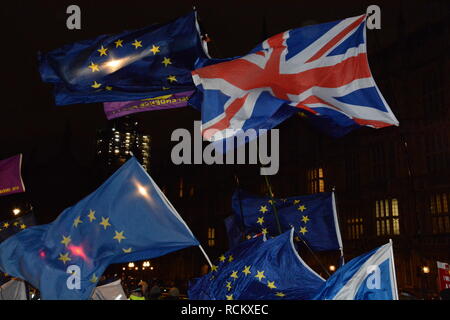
267,281,277,289
299,226,308,235
255,270,266,281
61,235,71,247
114,39,123,48
105,86,113,91
131,40,142,49
97,46,108,56
219,255,226,262
58,252,71,264
13,222,19,226
99,217,111,230
226,281,232,291
293,200,300,204
150,45,160,55
91,81,102,89
259,205,268,213
256,217,264,225
122,247,132,253
299,112,308,118
226,294,233,300
88,209,96,222
211,265,218,272
90,273,98,283
261,228,268,235
3,223,9,228
301,215,310,223
20,224,26,229
230,271,238,280
275,292,285,297
167,75,177,83
228,255,234,262
73,216,83,228
113,231,126,243
298,205,307,212
88,62,100,72
242,265,251,276
162,57,172,67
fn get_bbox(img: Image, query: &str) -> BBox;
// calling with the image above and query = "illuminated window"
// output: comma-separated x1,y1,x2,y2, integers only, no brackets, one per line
208,228,215,247
346,217,364,240
307,168,325,194
375,199,400,236
430,193,450,234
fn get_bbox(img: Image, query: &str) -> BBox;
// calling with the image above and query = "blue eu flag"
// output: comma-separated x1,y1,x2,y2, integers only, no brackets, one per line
0,212,36,243
38,12,208,105
232,189,343,252
188,229,325,300
0,158,200,299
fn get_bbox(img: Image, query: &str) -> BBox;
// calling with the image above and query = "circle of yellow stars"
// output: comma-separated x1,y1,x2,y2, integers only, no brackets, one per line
208,252,287,299
86,39,177,91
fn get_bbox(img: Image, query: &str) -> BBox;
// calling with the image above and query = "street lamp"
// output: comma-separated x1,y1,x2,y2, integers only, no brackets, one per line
329,265,336,272
12,208,21,215
128,262,135,269
422,266,430,274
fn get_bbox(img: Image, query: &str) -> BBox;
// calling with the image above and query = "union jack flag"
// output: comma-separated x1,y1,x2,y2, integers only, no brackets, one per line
192,14,399,143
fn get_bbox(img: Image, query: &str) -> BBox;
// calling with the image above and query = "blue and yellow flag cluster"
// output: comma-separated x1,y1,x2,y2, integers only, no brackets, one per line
0,212,35,243
0,158,200,299
38,12,208,106
231,189,343,251
188,229,325,300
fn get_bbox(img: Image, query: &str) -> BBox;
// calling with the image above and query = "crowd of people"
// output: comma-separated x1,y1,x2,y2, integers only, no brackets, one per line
100,273,186,300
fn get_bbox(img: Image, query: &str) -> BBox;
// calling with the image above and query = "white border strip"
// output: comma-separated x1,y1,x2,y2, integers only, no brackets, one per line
289,228,326,282
389,239,399,300
139,161,213,268
18,153,25,192
331,192,343,253
194,10,211,59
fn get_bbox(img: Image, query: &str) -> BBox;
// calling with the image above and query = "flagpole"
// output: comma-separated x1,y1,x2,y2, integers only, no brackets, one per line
263,173,331,277
331,187,345,266
263,175,283,235
298,237,331,277
198,245,213,269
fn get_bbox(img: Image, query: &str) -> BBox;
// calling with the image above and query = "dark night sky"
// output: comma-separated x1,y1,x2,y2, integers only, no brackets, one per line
0,0,447,222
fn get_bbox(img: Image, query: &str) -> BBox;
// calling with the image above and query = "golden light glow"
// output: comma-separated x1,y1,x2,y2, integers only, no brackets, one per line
329,265,336,272
12,208,21,215
105,59,122,69
422,266,430,274
137,185,148,197
102,57,131,73
128,262,135,268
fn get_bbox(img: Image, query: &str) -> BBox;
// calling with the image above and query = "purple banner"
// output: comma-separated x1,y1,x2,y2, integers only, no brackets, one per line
103,90,194,120
0,154,25,197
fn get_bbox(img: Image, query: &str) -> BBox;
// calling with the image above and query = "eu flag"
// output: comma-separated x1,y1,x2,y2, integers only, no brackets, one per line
38,12,208,106
314,241,399,300
0,158,200,299
0,212,36,243
188,229,325,300
232,189,343,252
